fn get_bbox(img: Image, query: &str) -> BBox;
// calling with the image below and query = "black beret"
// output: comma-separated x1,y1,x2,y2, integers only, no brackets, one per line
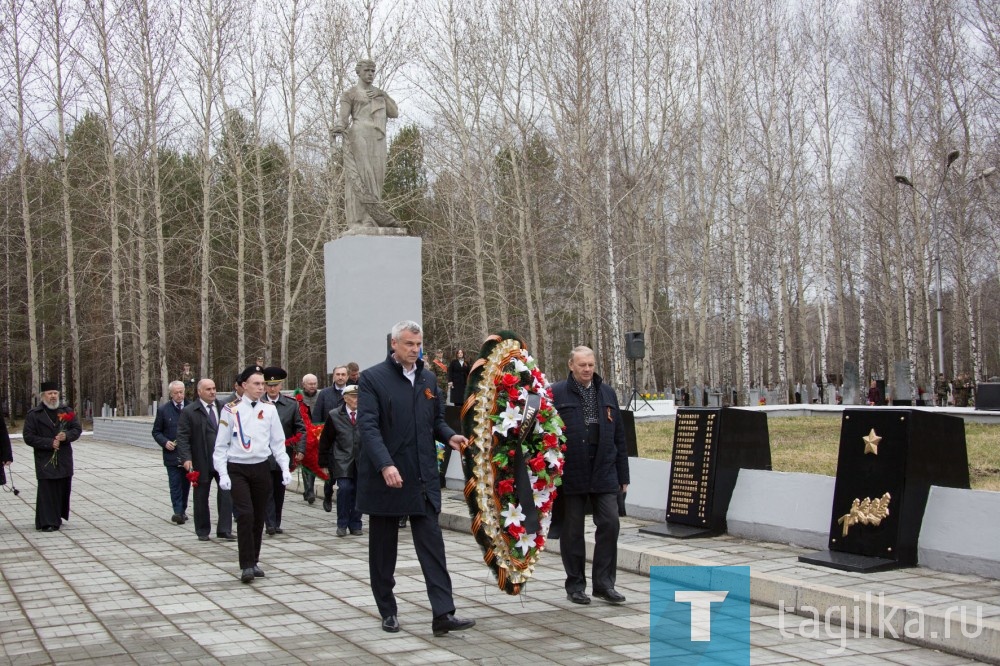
238,365,265,384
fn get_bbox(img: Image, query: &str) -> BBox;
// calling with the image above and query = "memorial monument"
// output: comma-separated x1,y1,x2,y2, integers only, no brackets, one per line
640,407,771,538
324,60,420,373
799,409,970,572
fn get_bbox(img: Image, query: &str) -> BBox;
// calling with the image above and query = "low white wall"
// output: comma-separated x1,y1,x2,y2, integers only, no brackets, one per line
919,486,1000,578
726,470,834,549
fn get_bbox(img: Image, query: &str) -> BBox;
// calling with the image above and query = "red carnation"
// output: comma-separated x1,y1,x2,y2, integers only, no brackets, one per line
57,412,75,423
186,470,200,487
508,524,526,539
528,453,546,472
497,478,515,496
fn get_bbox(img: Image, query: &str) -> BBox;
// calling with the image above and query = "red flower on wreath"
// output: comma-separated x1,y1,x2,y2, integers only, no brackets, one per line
508,524,526,539
528,453,546,473
501,373,519,388
497,478,515,496
543,433,559,449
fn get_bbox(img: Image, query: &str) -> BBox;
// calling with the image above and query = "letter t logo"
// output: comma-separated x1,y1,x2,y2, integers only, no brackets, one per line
674,591,729,641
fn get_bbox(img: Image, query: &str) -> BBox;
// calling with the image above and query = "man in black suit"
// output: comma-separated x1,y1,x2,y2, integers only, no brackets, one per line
357,320,475,636
177,378,234,541
152,381,191,524
312,365,349,423
261,367,305,535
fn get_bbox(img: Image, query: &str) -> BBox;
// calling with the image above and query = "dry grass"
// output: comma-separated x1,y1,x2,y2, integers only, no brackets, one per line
636,415,1000,492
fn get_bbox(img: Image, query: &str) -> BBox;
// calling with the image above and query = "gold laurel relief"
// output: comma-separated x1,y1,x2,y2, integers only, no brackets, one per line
837,492,892,537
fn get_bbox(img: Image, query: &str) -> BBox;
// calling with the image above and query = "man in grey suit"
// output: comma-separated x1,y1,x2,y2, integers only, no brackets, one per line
177,378,234,541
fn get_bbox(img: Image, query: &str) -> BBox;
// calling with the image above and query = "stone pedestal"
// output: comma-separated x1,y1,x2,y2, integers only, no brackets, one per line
324,234,422,374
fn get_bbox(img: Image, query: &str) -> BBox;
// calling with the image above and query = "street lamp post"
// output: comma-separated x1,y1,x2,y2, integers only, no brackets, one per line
895,155,996,383
894,149,960,379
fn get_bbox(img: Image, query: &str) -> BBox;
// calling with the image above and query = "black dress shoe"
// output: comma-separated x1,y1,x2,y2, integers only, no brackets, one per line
381,615,400,633
398,516,408,528
304,491,315,504
171,514,184,524
323,498,332,512
198,535,210,541
432,612,475,637
593,589,626,604
240,568,255,583
336,527,347,537
567,591,591,605
181,513,189,523
350,528,363,536
274,527,284,534
266,526,276,535
252,565,265,578
217,533,236,540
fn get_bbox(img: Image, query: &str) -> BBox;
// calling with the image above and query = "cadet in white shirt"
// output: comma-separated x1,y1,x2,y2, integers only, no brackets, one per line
214,365,292,583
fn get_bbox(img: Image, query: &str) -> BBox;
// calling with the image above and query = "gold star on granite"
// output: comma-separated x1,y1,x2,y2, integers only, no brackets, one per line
863,428,881,455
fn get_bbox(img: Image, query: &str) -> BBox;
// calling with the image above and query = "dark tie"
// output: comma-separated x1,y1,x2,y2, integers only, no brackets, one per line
350,411,356,425
175,402,182,412
251,401,257,408
209,405,217,427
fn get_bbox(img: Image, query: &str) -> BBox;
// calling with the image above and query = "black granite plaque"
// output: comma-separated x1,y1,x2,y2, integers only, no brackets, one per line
640,407,771,538
799,409,970,572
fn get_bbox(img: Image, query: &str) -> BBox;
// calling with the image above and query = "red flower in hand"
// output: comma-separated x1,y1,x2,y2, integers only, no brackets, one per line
186,470,200,487
57,412,75,424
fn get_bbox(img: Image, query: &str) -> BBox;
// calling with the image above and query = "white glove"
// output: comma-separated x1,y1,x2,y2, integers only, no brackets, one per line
219,475,232,491
281,470,292,486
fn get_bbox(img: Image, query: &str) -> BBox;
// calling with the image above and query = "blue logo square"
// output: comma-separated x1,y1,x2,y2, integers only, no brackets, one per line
650,566,750,665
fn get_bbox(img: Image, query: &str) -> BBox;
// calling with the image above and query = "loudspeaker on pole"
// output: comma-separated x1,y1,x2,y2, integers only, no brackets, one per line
625,331,645,360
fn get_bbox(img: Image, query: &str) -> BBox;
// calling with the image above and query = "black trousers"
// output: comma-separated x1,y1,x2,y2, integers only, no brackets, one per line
368,499,455,620
192,470,233,537
35,477,71,530
228,461,271,569
264,469,285,529
560,492,620,594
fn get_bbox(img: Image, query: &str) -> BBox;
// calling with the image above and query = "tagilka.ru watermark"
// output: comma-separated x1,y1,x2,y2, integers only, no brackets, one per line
777,591,984,656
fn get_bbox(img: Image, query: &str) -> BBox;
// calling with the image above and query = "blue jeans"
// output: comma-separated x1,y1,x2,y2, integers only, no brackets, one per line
165,465,191,516
336,477,363,530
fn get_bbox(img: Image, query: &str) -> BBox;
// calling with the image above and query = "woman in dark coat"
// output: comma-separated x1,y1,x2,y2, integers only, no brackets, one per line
447,349,468,405
22,382,83,531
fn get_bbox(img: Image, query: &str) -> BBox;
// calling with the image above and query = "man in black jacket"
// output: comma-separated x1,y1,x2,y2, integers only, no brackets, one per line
262,367,305,535
23,381,83,531
551,346,630,606
357,320,475,636
152,381,191,524
177,378,234,541
318,384,363,534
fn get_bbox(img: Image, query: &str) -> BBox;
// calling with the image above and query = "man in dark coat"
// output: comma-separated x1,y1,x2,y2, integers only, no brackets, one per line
551,346,630,606
261,367,305,535
152,380,191,524
357,320,475,636
312,365,348,423
177,377,234,541
22,381,83,531
1,407,12,487
318,384,363,534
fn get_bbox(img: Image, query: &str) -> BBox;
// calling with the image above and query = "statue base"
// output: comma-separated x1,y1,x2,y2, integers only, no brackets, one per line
323,235,422,374
340,226,408,238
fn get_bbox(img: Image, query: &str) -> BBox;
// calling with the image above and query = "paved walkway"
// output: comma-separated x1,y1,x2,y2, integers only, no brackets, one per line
0,437,995,665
